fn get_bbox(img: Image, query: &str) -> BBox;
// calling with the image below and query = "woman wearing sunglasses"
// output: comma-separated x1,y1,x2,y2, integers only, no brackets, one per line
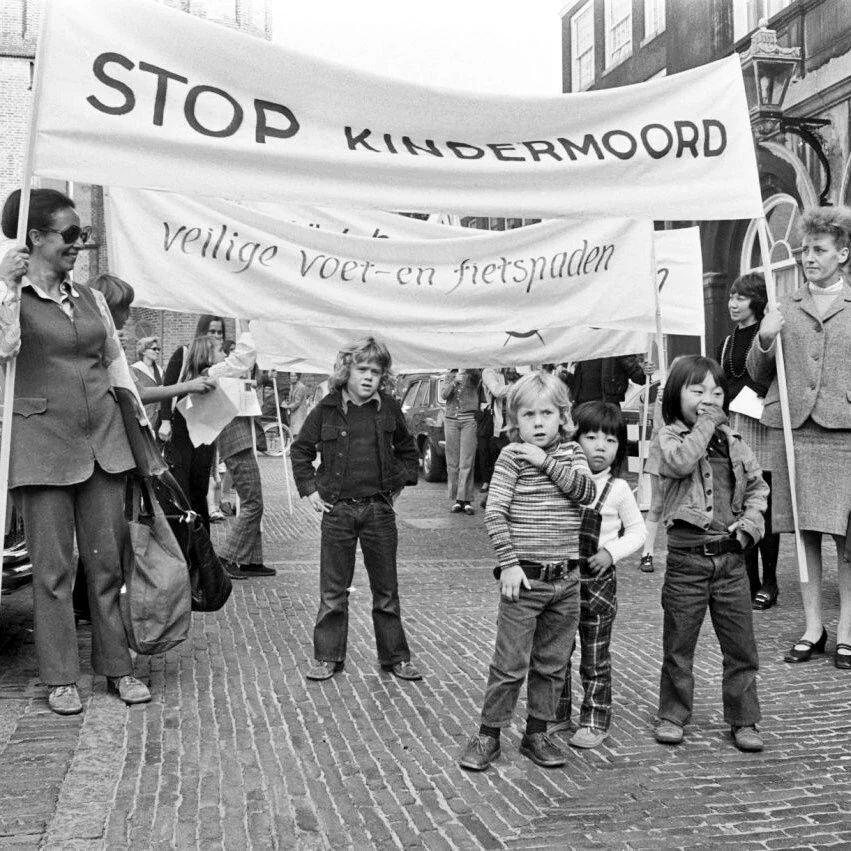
131,335,164,430
0,187,150,716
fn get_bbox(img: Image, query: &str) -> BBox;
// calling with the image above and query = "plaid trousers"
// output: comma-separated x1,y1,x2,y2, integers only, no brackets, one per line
556,567,618,730
218,448,264,565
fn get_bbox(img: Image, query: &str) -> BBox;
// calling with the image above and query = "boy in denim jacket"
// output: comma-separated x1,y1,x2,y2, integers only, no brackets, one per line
290,337,421,682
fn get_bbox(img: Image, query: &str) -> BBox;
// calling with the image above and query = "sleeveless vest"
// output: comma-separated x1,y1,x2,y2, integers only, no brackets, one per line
10,284,134,487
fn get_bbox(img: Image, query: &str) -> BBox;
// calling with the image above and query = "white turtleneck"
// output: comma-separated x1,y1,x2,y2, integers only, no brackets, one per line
590,468,646,565
808,278,844,318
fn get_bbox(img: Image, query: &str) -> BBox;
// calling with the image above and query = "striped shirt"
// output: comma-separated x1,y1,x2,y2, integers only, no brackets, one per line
485,440,596,574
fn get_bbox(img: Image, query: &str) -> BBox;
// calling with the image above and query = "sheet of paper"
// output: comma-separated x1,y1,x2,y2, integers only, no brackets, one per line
729,385,764,419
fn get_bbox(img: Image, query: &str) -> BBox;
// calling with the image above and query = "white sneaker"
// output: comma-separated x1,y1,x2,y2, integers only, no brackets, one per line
569,726,608,749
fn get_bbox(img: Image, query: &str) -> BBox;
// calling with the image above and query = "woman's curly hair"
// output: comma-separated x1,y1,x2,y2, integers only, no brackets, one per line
330,336,395,393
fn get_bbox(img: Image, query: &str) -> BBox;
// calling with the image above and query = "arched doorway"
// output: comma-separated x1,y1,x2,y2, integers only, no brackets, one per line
740,193,804,300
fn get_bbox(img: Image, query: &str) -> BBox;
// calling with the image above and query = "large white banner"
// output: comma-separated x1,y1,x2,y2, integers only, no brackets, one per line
32,0,762,220
249,323,651,374
106,189,656,333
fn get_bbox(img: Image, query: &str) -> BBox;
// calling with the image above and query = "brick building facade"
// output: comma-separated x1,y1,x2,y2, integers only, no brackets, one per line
0,0,290,381
560,0,851,359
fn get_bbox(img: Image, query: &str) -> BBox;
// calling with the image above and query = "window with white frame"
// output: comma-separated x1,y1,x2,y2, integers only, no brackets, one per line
741,194,803,300
732,0,794,42
644,0,666,41
604,0,632,68
571,1,595,92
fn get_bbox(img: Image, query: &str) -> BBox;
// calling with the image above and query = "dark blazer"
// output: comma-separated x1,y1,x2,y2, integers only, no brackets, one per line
746,282,851,429
568,356,646,405
291,390,418,503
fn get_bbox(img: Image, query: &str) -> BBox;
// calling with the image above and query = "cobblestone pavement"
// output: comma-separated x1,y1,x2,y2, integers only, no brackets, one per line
1,456,850,849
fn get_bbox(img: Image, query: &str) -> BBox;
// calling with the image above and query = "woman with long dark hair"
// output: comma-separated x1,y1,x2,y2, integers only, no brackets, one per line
158,315,226,530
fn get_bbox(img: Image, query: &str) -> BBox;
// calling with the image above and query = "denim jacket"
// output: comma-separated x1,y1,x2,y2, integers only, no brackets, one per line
646,416,768,545
290,390,419,502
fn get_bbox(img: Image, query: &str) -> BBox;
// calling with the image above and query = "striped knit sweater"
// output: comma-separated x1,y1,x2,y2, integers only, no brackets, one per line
484,440,596,575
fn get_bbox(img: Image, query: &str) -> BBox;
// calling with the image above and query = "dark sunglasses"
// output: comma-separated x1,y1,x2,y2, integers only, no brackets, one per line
40,225,94,245
148,346,161,351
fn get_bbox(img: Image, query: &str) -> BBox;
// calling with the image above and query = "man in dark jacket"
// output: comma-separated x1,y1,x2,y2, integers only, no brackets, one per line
563,355,650,409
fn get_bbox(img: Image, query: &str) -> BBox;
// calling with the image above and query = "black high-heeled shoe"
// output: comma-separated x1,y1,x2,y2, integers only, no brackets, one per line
783,627,827,663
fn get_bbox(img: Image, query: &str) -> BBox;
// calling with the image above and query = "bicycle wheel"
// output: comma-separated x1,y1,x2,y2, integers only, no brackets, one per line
262,422,291,457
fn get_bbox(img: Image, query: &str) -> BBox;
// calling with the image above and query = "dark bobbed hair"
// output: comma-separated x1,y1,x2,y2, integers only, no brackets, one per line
572,401,628,478
799,205,851,253
1,188,76,249
330,336,394,393
195,314,225,337
88,274,135,321
729,272,767,321
661,355,729,425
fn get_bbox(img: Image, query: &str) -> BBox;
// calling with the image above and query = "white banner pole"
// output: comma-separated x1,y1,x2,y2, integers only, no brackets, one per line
270,371,293,515
0,4,51,612
756,218,807,582
635,235,664,509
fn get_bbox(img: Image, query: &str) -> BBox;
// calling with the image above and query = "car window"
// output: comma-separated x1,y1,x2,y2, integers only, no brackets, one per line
417,381,431,408
401,381,420,410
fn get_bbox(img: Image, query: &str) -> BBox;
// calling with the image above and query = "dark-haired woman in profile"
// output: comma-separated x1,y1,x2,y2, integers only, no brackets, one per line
718,273,780,610
158,315,226,531
0,188,150,715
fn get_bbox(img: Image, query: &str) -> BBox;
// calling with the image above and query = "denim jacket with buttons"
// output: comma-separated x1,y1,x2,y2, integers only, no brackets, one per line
646,416,768,546
290,390,419,503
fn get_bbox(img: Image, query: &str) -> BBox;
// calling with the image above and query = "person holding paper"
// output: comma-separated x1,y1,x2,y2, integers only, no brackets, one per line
159,329,225,531
747,206,851,669
208,333,273,579
719,274,780,611
0,189,148,715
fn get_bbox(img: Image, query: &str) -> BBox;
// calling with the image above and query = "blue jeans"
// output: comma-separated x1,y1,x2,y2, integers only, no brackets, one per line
658,550,760,727
480,575,580,726
314,499,411,667
444,416,477,502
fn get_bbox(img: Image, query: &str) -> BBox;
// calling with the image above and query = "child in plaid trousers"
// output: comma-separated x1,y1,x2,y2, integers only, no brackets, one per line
550,402,646,748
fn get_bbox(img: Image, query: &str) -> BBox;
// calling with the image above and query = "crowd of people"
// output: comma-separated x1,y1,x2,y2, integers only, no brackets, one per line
0,189,849,781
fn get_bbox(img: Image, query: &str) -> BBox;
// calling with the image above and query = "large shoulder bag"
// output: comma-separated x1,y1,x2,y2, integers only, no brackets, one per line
153,469,233,612
114,386,168,478
121,475,192,654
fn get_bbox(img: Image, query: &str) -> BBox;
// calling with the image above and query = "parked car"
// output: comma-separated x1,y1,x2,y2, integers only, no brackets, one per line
400,372,447,482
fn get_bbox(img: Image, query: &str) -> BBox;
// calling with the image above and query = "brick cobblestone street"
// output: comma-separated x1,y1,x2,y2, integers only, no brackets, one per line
1,455,850,849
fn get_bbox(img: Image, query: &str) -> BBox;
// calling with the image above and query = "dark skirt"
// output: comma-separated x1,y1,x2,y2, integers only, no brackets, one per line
767,419,851,535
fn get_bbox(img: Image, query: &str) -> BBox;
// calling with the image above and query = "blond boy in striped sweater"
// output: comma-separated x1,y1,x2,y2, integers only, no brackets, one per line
459,372,596,771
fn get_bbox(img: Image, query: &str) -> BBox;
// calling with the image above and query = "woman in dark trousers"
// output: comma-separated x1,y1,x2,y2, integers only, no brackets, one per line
158,319,225,531
0,188,149,715
718,273,780,610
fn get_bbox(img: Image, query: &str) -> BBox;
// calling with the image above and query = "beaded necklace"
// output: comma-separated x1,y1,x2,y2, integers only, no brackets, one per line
725,323,756,380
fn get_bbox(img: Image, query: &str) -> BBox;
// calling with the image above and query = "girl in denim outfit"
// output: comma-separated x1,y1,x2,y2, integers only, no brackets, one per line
646,356,768,752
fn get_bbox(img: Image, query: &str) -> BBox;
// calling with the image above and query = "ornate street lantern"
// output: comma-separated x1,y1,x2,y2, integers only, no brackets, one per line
739,21,800,137
740,20,832,205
